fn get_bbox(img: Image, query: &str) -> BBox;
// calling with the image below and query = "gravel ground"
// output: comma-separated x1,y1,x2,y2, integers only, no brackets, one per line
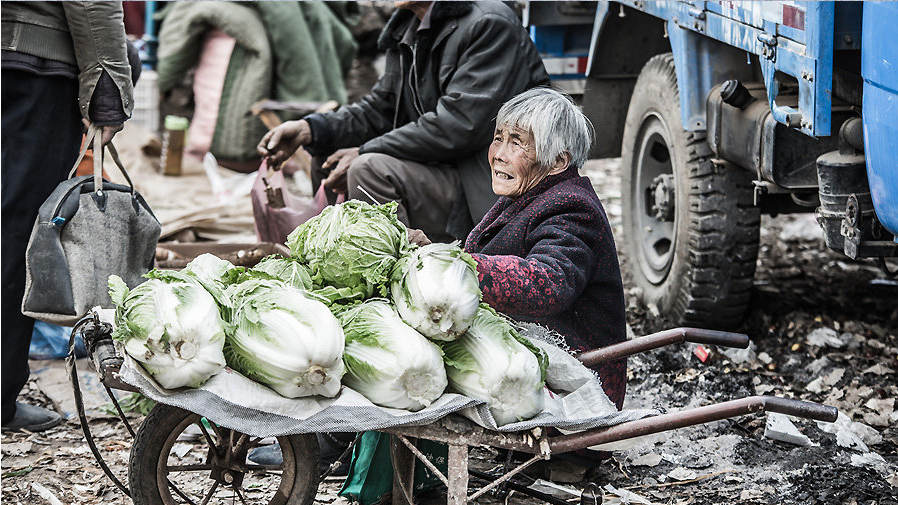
2,155,896,505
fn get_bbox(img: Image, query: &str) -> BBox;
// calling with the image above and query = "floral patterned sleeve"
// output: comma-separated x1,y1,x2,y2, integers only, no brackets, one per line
469,219,596,318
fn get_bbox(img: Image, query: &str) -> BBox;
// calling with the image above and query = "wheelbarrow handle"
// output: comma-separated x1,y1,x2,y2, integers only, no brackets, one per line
548,395,838,454
577,327,749,366
762,396,839,422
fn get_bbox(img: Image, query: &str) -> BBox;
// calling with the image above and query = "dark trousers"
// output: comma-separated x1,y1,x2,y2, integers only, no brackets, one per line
1,70,82,423
311,153,460,243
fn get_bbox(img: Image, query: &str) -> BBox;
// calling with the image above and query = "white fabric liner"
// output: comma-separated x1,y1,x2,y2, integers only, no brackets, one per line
119,335,658,439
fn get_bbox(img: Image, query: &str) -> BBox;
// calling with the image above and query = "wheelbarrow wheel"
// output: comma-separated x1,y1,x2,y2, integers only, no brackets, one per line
129,402,320,505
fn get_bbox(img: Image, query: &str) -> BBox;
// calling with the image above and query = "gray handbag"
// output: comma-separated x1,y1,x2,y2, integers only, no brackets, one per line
22,125,161,326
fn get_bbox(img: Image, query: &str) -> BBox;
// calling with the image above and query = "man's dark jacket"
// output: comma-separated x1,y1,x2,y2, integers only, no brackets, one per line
464,166,628,409
304,1,550,236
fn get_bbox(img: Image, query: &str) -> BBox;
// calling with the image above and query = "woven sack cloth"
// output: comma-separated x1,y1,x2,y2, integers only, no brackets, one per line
22,126,160,326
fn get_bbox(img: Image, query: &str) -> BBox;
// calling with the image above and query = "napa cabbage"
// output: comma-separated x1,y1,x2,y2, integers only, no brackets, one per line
225,278,345,398
339,300,447,411
442,306,547,425
287,201,408,296
391,242,481,341
108,274,227,389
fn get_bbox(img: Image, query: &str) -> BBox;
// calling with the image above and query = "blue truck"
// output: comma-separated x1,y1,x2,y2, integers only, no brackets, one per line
526,1,898,328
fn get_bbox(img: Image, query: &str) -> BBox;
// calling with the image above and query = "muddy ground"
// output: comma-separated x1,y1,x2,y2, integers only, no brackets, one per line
2,157,895,505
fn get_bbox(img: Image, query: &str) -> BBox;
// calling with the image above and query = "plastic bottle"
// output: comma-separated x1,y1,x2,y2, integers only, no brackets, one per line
160,115,189,176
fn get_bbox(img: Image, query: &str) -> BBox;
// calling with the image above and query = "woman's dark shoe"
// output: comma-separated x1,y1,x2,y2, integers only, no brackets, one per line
1,402,61,432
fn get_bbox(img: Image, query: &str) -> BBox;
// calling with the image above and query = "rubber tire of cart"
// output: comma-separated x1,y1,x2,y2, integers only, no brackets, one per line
621,53,760,329
128,402,320,505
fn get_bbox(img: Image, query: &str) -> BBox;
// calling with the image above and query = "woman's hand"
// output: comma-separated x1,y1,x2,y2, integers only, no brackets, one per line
408,229,431,247
322,147,360,195
257,120,312,167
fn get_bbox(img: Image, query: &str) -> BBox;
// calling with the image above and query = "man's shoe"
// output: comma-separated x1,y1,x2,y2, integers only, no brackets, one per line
1,402,61,432
248,443,283,466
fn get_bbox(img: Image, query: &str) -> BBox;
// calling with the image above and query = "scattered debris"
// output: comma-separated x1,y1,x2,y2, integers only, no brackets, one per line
863,398,895,427
719,341,756,365
806,327,847,348
172,443,193,458
528,479,581,499
31,358,114,420
31,483,65,505
1,442,33,456
666,467,698,481
740,488,765,500
815,412,882,451
861,363,895,375
602,484,654,505
692,345,709,363
631,453,663,467
763,413,813,446
850,452,891,478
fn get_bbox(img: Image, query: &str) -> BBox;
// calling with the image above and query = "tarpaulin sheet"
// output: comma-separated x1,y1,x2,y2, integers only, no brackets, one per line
119,333,658,439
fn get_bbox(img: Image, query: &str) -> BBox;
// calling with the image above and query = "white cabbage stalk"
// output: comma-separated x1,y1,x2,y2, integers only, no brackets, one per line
443,306,546,425
108,274,227,389
340,300,447,411
391,242,481,341
226,279,345,398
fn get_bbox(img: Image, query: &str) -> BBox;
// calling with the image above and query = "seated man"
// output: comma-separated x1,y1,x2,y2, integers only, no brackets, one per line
258,0,549,242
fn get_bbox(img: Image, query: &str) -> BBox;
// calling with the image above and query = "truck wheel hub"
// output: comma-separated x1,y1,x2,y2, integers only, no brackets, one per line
650,174,675,221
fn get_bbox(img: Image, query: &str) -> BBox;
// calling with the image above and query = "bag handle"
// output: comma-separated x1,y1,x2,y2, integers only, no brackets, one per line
66,125,135,194
67,124,98,179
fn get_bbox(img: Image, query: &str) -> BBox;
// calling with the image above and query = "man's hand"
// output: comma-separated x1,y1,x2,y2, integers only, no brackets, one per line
322,147,360,195
407,229,431,247
83,119,123,146
257,120,312,167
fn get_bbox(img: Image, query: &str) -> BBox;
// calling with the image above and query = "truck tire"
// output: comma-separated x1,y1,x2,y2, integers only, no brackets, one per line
621,54,760,329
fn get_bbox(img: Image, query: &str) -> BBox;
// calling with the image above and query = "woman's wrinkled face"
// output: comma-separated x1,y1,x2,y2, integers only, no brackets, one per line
488,125,544,198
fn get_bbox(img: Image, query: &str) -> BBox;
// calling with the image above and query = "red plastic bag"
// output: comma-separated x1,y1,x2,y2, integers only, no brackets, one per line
251,161,344,244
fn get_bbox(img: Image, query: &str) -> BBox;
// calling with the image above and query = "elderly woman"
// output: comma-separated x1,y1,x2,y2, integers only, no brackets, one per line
416,87,627,409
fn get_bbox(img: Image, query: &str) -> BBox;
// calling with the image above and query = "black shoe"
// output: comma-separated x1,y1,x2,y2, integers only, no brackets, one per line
247,443,283,466
318,432,354,477
1,402,62,432
248,436,353,476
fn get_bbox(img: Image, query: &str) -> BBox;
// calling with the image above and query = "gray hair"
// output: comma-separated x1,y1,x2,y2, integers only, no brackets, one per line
495,87,594,171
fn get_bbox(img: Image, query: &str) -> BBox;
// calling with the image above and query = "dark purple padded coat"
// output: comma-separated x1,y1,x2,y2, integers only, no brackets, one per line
464,166,627,409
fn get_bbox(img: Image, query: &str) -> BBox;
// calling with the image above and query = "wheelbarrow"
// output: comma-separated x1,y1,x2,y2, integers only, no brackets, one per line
69,315,837,505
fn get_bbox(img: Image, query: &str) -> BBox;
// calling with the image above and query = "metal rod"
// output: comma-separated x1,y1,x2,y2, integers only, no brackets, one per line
395,434,449,487
467,454,543,502
577,327,750,366
468,469,572,505
199,480,219,505
167,464,215,472
320,433,361,480
548,396,837,454
357,185,382,205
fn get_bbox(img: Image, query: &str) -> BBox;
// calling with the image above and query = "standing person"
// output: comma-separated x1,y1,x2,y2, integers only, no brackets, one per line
2,1,134,431
258,0,550,242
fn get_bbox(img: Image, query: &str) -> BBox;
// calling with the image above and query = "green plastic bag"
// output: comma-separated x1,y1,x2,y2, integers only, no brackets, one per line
339,431,447,505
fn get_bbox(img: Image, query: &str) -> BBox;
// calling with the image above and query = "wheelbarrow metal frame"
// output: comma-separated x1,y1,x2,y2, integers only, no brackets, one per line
80,319,838,505
378,327,836,505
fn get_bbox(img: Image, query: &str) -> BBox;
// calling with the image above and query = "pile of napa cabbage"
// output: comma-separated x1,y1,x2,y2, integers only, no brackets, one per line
108,201,548,423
